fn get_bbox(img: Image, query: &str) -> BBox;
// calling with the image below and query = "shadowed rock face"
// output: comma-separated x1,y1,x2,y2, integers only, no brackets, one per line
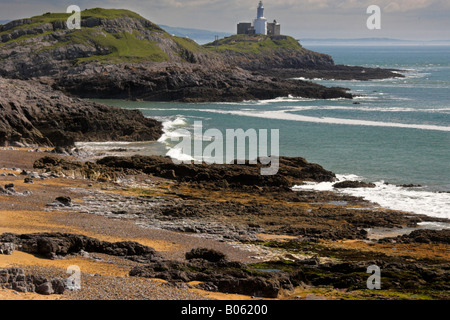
0,77,163,147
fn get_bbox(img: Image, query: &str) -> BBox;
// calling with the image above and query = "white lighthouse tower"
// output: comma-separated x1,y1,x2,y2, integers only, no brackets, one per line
253,1,267,35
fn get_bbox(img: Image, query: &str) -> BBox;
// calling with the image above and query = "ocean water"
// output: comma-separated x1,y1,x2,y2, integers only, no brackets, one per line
85,45,450,220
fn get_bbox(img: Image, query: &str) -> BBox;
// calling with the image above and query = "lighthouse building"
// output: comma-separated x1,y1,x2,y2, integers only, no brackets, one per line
253,2,267,35
237,1,281,36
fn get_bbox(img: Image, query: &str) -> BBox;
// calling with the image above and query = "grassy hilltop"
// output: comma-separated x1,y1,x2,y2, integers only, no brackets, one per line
204,34,305,53
0,8,207,65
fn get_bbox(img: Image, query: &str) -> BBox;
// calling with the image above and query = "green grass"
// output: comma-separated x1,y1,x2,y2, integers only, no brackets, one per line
0,8,163,45
1,8,171,63
172,36,205,53
44,28,169,63
203,34,303,53
31,8,148,24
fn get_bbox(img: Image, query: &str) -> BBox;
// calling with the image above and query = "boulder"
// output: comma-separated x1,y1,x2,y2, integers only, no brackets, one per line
333,181,376,189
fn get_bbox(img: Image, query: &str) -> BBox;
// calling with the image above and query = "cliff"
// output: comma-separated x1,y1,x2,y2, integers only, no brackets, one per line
204,34,403,80
204,34,335,70
0,77,162,147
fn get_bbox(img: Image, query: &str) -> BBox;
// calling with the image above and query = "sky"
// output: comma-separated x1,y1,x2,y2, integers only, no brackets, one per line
0,0,449,40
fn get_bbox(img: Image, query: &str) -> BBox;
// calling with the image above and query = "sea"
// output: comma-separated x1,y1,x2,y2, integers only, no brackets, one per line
80,45,450,222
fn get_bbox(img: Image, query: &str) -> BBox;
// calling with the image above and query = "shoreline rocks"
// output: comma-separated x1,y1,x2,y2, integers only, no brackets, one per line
0,77,163,148
0,232,160,261
333,181,376,189
0,268,66,295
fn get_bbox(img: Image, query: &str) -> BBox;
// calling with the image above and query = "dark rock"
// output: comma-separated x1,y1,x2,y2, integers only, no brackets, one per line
51,279,66,294
333,181,376,189
35,281,54,295
96,155,336,189
0,232,160,261
24,177,33,184
130,253,301,298
185,248,227,263
55,196,72,206
0,268,65,295
379,229,450,245
398,184,422,188
0,77,163,148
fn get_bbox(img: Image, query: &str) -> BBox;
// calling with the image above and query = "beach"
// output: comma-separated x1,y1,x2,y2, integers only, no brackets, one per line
1,147,449,300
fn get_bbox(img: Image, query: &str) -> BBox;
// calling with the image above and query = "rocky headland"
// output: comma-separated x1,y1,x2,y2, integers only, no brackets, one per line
0,8,403,106
0,8,404,147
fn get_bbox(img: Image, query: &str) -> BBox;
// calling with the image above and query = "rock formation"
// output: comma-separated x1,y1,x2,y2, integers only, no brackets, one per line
0,77,162,147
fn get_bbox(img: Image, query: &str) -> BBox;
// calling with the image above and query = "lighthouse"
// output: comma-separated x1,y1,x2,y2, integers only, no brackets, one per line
253,1,267,35
237,2,281,36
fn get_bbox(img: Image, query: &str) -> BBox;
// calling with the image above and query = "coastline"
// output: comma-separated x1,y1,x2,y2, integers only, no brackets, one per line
1,148,449,300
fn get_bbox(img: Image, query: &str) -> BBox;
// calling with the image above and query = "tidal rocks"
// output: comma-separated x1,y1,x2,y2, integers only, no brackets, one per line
0,183,32,196
185,248,227,263
0,268,65,295
0,77,163,147
0,232,160,261
34,156,119,181
333,181,376,189
379,229,450,245
96,155,337,188
130,250,304,298
55,196,72,207
263,65,404,81
56,63,353,102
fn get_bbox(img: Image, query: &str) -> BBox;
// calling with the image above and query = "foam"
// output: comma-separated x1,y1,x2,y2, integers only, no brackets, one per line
197,108,450,132
166,147,195,161
293,175,450,219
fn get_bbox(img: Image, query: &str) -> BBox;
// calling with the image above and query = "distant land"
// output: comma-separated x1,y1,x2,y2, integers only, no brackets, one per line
300,37,450,46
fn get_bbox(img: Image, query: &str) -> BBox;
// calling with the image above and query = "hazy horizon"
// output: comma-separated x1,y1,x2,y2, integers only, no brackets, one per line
0,0,449,41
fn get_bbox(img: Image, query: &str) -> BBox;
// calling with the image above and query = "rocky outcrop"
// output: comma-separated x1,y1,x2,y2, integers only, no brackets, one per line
34,156,119,181
204,35,403,81
54,62,353,102
0,268,66,295
379,229,450,245
260,65,404,81
333,181,376,189
0,232,160,261
0,77,163,147
130,248,305,298
96,155,337,188
204,35,336,71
